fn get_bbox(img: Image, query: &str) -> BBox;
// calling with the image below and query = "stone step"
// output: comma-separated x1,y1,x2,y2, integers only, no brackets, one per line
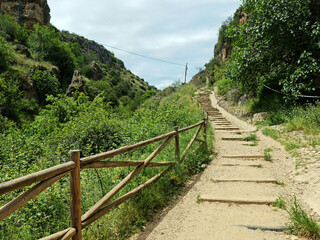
214,127,240,131
211,179,277,184
221,155,264,159
217,163,262,167
221,137,244,141
199,195,277,205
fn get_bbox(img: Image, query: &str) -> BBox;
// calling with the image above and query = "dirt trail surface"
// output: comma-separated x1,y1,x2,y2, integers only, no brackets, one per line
131,90,299,240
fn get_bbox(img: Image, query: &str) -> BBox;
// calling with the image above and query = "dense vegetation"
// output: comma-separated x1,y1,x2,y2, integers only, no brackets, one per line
0,14,155,128
0,83,212,239
0,13,212,239
201,0,320,133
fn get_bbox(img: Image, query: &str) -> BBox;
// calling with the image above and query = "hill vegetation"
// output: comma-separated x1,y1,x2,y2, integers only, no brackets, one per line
200,0,320,132
0,14,155,128
0,13,212,239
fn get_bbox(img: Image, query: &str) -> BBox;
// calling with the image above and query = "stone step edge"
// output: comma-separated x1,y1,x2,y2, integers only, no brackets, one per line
221,155,264,159
199,195,277,205
211,179,277,184
216,163,262,167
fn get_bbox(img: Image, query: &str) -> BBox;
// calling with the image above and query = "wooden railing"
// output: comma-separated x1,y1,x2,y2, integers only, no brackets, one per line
0,118,208,240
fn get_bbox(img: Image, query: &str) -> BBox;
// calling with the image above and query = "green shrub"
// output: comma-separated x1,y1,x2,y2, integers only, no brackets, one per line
0,14,28,44
32,70,60,102
262,128,279,140
28,25,75,81
287,197,320,239
0,76,22,120
215,77,232,97
0,37,14,71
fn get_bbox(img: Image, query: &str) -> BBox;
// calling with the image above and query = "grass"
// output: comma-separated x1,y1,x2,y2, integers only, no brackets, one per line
243,133,257,141
273,196,286,210
196,194,201,204
262,128,279,140
287,197,320,239
276,180,285,186
243,133,259,146
264,148,273,162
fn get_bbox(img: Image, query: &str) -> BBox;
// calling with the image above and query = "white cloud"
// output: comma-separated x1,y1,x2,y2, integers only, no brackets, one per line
48,0,241,89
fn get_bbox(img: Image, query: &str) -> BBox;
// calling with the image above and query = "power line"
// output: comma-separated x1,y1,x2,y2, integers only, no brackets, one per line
263,84,320,99
98,42,186,67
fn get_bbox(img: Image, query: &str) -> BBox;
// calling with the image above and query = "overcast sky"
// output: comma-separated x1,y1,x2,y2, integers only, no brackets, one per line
47,0,241,89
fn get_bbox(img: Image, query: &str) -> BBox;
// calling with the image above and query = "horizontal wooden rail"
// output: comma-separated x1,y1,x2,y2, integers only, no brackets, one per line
81,136,174,222
0,171,70,221
82,165,173,229
82,161,175,169
39,227,72,240
80,121,203,167
0,162,75,196
80,132,176,166
1,115,208,240
177,121,203,134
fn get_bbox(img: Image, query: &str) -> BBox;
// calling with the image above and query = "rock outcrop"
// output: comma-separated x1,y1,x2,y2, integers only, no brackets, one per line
60,32,125,69
66,70,85,97
0,0,50,29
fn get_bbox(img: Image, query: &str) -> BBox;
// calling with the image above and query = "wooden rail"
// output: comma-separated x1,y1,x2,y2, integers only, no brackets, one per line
0,117,208,240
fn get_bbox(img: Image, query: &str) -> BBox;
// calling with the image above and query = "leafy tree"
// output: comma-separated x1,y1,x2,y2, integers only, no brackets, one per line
225,0,320,100
32,70,60,103
0,14,28,44
28,25,76,83
0,77,22,120
0,37,14,71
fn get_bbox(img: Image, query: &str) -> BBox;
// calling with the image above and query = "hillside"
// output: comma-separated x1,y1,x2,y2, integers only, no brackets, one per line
0,13,156,127
0,2,214,239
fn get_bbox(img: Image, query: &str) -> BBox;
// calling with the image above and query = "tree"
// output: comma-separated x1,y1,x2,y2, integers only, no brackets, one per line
28,25,76,83
225,0,320,99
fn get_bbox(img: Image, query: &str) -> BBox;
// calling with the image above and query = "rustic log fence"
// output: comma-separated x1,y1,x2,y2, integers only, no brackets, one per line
0,117,208,240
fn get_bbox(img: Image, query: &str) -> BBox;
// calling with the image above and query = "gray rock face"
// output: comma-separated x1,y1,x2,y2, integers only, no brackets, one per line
66,70,85,97
60,32,125,68
0,0,50,29
89,61,104,81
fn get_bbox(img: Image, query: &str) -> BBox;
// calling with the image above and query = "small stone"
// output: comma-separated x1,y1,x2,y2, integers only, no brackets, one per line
201,164,208,169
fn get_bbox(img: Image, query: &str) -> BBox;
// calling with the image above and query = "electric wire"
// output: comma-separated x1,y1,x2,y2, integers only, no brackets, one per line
98,42,186,67
263,84,320,99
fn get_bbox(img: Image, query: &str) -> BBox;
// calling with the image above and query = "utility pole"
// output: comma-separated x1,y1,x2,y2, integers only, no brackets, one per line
184,63,188,84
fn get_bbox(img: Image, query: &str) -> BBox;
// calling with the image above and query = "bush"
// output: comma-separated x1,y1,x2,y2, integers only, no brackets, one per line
32,70,60,102
28,25,75,82
0,14,28,44
0,37,14,71
225,0,320,99
0,76,22,120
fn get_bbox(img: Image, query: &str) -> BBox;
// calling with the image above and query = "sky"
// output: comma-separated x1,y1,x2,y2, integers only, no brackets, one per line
47,0,241,89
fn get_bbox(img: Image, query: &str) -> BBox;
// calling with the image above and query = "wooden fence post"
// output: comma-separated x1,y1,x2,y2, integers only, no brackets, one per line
70,150,82,240
203,119,207,145
174,126,180,161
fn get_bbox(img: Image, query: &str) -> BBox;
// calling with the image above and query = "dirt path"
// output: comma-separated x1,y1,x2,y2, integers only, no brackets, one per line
132,90,298,240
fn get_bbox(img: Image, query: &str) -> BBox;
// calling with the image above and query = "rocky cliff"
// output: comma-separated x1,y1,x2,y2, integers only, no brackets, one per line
0,0,50,29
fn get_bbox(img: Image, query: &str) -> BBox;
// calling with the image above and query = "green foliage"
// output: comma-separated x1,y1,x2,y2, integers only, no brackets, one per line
0,14,28,44
28,25,75,81
243,133,257,141
0,76,22,120
273,196,286,210
264,148,272,162
32,70,60,102
225,0,320,99
287,197,320,239
0,36,14,71
262,128,279,140
0,84,212,239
